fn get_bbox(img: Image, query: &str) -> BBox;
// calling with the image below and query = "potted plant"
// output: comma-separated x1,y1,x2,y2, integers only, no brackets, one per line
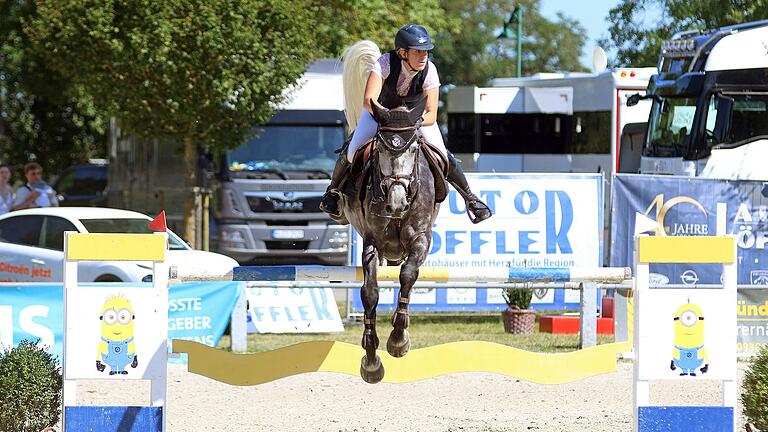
501,287,536,334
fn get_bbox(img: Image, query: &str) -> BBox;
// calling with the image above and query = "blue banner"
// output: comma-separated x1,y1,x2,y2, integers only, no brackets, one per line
611,174,768,285
0,282,243,363
352,173,604,312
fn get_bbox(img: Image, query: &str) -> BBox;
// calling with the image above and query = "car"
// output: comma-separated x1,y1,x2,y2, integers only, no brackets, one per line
52,162,108,207
0,207,238,282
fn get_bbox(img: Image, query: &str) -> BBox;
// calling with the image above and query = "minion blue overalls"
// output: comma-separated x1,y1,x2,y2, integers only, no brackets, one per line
674,344,704,374
101,337,134,374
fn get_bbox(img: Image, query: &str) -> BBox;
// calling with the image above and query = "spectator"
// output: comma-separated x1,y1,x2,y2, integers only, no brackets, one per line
12,162,59,210
0,164,12,214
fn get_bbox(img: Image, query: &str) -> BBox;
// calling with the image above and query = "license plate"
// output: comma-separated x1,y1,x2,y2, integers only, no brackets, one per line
271,229,304,239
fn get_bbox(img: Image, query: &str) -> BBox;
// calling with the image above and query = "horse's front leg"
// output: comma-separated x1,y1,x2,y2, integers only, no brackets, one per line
360,237,384,384
387,233,429,358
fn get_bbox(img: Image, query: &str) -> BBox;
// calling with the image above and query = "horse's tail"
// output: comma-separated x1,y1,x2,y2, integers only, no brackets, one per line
342,40,381,132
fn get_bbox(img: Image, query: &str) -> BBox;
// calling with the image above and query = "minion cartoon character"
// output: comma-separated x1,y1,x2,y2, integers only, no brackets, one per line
670,303,709,376
95,296,138,375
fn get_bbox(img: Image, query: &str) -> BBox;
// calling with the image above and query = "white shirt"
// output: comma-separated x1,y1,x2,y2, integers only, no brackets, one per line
14,183,58,208
370,53,440,97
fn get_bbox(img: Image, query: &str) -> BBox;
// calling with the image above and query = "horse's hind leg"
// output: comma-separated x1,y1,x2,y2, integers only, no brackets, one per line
387,233,429,358
360,237,384,384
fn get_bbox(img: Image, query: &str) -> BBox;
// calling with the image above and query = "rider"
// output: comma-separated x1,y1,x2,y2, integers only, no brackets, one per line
320,24,492,224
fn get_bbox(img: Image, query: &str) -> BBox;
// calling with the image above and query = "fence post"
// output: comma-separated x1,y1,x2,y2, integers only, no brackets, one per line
579,282,597,348
230,284,247,353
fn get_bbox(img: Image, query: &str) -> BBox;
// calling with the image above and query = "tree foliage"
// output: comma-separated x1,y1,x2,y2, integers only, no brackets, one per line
599,0,768,67
0,1,105,182
309,0,449,57
434,0,588,87
26,0,320,151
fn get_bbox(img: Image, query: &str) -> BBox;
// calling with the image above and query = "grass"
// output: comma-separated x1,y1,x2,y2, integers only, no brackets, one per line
218,301,615,353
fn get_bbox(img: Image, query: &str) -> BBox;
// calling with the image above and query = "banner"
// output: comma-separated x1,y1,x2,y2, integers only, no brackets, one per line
351,173,604,311
611,174,768,354
245,283,343,333
738,289,768,355
0,281,243,363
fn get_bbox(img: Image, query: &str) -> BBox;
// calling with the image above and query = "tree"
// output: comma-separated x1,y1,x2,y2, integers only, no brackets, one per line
0,1,105,183
26,0,319,244
307,0,449,57
599,0,768,67
434,0,588,87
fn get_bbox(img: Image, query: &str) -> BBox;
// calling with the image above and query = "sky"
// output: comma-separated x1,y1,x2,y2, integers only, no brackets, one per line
539,0,625,70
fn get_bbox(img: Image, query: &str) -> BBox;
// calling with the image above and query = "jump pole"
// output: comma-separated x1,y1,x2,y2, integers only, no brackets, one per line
176,265,631,284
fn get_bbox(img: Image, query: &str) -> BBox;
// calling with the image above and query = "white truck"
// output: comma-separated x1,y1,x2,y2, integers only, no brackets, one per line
631,19,768,180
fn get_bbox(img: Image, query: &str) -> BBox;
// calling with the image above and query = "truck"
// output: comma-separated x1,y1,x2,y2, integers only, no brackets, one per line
632,19,768,180
108,60,350,265
446,67,656,175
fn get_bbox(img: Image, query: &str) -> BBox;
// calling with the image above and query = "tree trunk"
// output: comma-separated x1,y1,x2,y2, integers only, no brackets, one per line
183,136,198,249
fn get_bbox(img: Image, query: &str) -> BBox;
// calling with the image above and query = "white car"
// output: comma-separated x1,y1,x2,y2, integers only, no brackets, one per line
0,207,238,282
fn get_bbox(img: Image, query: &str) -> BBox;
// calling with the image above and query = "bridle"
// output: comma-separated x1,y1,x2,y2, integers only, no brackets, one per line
375,124,421,200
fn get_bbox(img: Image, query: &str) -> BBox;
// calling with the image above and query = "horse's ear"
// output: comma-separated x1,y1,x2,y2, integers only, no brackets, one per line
370,98,389,124
407,96,427,125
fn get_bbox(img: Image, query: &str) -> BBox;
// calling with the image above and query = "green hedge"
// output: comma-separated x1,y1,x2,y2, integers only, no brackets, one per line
0,340,61,432
742,346,768,430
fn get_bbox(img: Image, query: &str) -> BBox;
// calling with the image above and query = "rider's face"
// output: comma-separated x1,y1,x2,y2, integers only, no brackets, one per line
402,49,429,71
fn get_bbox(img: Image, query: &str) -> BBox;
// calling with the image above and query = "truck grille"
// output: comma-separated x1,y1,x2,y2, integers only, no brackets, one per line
246,196,322,213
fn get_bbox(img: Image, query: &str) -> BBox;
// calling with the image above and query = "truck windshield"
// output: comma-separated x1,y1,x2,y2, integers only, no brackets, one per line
646,97,697,157
227,125,344,175
80,218,190,251
705,92,768,148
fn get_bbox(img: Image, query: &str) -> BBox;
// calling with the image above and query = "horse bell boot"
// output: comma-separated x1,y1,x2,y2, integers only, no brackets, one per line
446,153,492,224
320,154,352,221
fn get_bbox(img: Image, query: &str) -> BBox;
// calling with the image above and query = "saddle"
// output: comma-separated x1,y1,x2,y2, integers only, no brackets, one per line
340,138,449,213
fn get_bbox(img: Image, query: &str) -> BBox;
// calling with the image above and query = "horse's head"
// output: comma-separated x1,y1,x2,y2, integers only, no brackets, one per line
370,97,426,217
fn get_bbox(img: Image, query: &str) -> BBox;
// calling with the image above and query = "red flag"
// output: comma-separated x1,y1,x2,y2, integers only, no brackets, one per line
148,211,167,232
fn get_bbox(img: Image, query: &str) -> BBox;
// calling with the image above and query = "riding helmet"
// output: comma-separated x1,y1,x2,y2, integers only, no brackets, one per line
395,24,434,51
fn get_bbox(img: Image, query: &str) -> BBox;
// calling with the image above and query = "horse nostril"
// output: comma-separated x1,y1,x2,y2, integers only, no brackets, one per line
386,205,392,213
403,204,410,212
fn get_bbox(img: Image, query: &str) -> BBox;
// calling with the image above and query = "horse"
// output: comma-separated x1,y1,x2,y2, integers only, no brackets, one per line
339,41,445,384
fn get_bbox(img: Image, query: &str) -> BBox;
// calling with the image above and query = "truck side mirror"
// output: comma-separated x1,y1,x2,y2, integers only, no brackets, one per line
713,94,734,144
626,93,642,107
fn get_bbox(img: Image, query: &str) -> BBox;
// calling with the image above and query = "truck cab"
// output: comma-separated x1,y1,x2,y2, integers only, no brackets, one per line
636,20,768,180
212,60,350,265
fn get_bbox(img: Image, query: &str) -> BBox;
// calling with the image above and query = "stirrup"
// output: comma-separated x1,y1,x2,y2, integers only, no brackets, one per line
467,199,492,224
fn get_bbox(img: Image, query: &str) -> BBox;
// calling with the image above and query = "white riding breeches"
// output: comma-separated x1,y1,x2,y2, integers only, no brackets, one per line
346,110,448,163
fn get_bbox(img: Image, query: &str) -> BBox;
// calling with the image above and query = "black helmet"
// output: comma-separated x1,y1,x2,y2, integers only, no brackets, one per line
395,24,434,51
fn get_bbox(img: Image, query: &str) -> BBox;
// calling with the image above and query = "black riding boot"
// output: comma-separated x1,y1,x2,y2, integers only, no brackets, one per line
446,153,492,224
320,153,351,220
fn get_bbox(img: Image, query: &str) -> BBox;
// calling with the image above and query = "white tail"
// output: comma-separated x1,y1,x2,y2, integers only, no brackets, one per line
342,40,381,132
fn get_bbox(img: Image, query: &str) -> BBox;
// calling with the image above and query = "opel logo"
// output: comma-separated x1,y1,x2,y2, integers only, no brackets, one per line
681,270,699,285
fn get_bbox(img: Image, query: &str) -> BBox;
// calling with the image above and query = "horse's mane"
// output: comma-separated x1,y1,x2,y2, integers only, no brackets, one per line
342,40,381,132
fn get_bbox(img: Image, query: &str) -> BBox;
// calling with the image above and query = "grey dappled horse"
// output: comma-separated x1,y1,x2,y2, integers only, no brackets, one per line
342,97,441,384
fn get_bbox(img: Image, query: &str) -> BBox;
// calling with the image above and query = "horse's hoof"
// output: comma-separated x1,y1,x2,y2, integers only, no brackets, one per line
360,355,384,384
386,329,410,358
